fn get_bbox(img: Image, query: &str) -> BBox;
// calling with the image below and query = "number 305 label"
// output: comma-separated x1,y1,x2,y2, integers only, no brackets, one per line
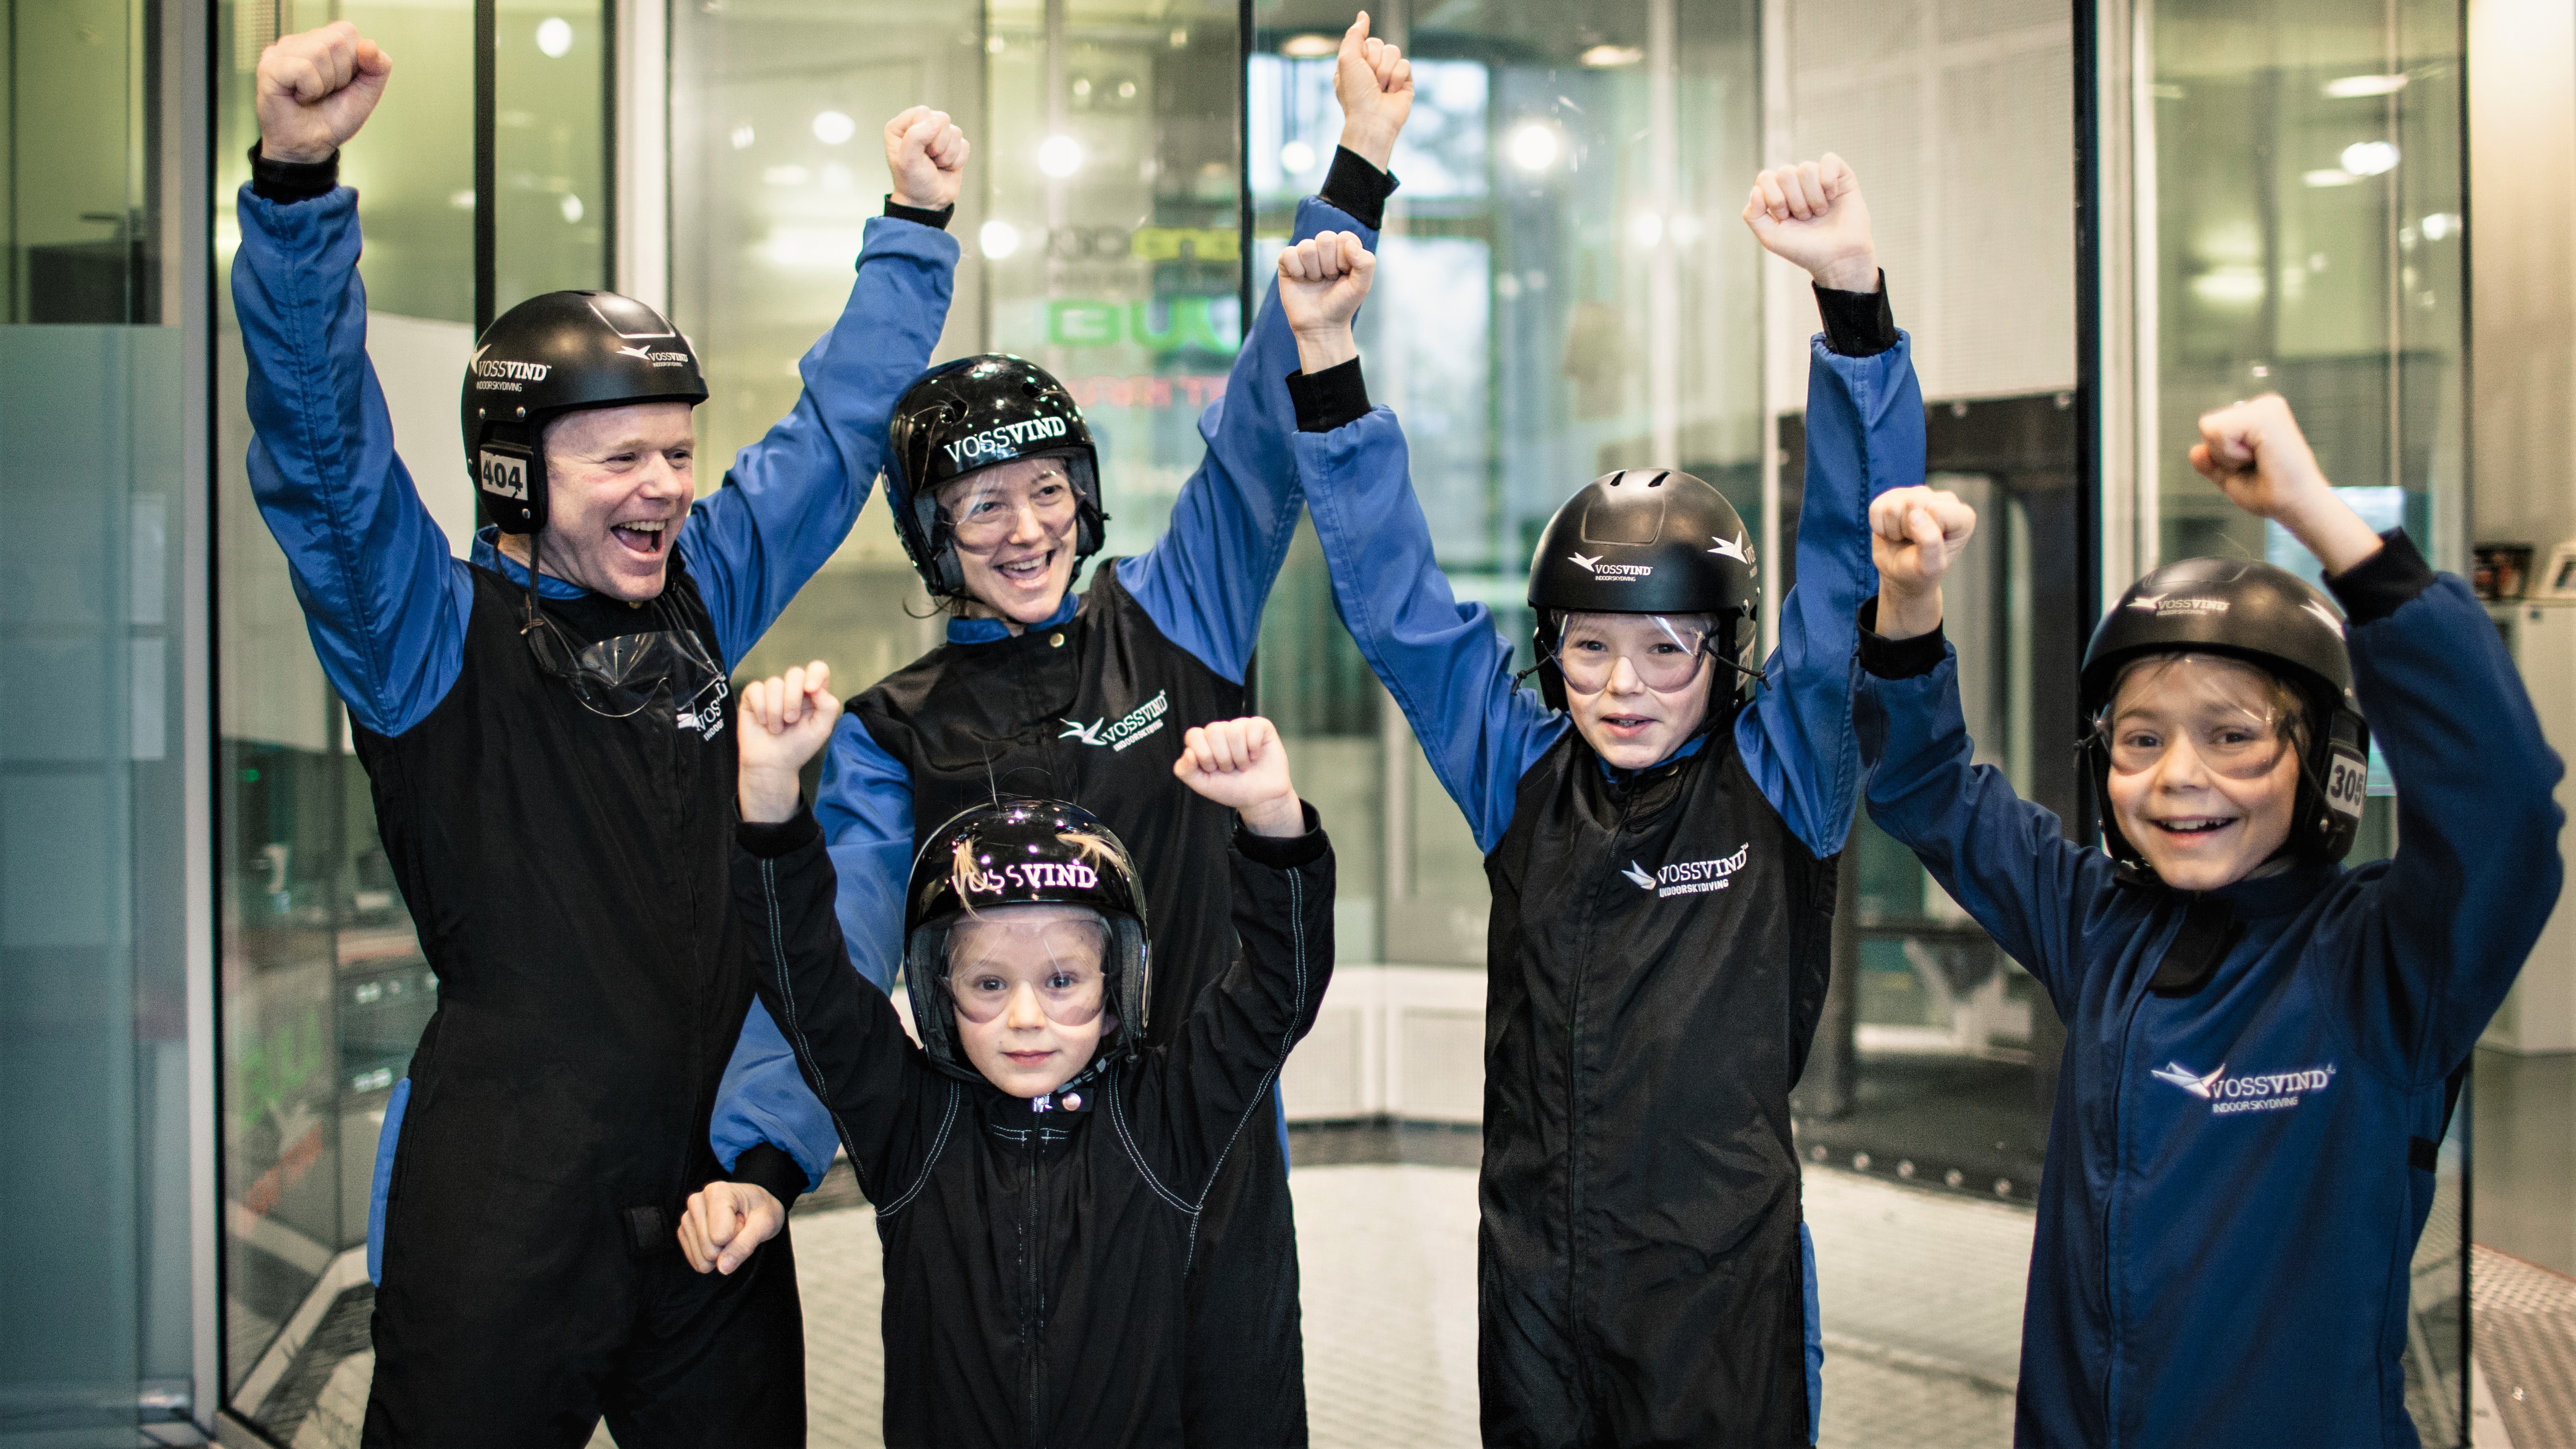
2325,749,2368,819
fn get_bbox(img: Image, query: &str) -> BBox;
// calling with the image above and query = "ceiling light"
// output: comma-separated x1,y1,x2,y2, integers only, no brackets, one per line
2323,73,2407,99
729,123,755,150
811,110,857,146
2303,168,2358,187
1508,121,1561,173
1037,134,1084,178
1280,140,1317,174
560,193,585,224
980,219,1022,259
1628,211,1664,247
534,17,574,56
2420,212,2459,240
1280,33,1336,58
2340,140,2400,176
1581,44,1643,68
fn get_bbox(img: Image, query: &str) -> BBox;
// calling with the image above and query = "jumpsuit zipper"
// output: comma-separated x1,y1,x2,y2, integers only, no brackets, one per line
1024,1126,1043,1449
2100,956,2154,1447
1563,784,1640,1419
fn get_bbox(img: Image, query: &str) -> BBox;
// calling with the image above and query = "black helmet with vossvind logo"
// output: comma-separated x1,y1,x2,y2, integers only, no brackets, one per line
460,291,709,534
2081,557,2370,870
885,355,1105,599
1524,468,1761,711
903,797,1151,1077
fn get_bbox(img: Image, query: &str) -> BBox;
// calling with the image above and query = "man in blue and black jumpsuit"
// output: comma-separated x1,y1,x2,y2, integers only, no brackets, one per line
697,20,1416,1440
1288,156,1921,1444
232,25,961,1443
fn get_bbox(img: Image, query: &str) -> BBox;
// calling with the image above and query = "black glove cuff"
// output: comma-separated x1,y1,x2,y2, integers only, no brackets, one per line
883,196,956,231
729,1143,810,1209
1234,802,1329,867
1856,598,1947,679
737,803,822,857
1814,274,1898,357
250,143,340,204
1286,358,1370,434
2325,529,2435,625
1319,147,1398,231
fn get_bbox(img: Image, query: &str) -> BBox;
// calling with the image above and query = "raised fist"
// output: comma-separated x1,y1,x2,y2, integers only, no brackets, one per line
1276,231,1375,357
1173,717,1305,839
2189,394,2330,524
1742,154,1878,293
884,107,969,213
256,22,393,165
1335,12,1414,172
737,662,841,824
1869,486,1977,593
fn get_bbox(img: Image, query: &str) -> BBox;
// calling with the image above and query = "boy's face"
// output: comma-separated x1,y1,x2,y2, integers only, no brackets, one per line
1560,612,1717,770
945,904,1112,1098
2102,654,2303,891
939,457,1080,627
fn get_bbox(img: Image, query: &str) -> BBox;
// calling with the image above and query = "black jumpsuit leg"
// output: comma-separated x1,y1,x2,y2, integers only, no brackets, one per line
599,1220,806,1449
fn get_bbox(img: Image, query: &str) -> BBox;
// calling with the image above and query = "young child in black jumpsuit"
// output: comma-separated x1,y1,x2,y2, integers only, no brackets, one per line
704,662,1335,1449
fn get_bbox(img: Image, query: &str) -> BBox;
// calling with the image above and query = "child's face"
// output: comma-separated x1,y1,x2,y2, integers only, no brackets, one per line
1560,612,1717,770
2102,655,2304,891
945,904,1112,1098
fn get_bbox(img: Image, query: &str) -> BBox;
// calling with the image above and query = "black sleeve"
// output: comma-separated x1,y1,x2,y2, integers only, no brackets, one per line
2325,529,2436,626
1319,148,1398,231
1814,275,1899,357
881,196,955,230
731,805,934,1204
727,1142,812,1209
1141,804,1336,1190
1855,597,1948,680
250,144,340,205
1286,358,1371,433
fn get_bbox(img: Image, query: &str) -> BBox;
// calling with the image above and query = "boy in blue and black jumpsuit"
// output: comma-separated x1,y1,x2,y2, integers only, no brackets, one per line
1288,156,1921,1445
1856,394,2563,1447
698,20,1417,1439
232,24,960,1443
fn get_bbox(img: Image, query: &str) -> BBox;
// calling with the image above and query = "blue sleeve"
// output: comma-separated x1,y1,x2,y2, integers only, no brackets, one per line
1121,196,1381,682
709,714,914,1188
2326,575,2565,1079
1737,335,1927,859
1298,409,1567,852
231,186,471,738
1856,646,2116,1011
677,217,960,668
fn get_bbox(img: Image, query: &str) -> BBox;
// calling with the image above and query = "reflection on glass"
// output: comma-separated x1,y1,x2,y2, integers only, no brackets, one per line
2147,2,2467,1436
495,0,609,307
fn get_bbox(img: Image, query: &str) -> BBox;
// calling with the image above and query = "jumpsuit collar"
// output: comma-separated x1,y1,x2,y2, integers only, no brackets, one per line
471,524,607,602
946,590,1079,645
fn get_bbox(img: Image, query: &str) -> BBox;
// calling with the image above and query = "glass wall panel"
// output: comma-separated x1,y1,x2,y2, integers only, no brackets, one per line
2143,1,2468,1438
1,0,192,1437
496,0,611,305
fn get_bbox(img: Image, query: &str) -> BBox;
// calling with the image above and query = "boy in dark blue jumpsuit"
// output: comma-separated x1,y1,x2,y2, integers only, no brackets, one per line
233,23,960,1443
1856,395,2564,1447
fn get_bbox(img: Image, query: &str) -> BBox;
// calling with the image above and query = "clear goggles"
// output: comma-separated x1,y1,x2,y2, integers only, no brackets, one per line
525,607,725,722
942,463,1079,551
2093,655,2296,782
1548,613,1717,694
944,907,1111,1027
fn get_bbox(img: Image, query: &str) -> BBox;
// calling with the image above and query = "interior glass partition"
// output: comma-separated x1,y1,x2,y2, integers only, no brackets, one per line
2140,0,2468,1438
1,0,194,1437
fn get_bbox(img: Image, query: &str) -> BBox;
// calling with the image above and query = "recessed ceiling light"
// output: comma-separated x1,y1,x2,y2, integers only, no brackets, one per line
1280,33,1336,58
1581,44,1643,68
2323,73,2407,99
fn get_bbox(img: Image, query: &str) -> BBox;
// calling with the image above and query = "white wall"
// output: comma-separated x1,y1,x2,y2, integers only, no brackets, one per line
2467,0,2576,558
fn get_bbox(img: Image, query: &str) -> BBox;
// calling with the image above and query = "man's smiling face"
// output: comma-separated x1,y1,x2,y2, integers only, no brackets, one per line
503,400,697,601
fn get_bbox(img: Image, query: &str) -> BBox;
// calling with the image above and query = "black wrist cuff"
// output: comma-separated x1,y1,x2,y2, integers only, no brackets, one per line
729,1143,809,1208
250,143,340,204
737,803,821,857
1235,802,1328,867
1286,358,1370,433
2326,529,2436,625
1856,598,1947,679
1319,147,1398,231
1815,273,1898,357
883,196,955,231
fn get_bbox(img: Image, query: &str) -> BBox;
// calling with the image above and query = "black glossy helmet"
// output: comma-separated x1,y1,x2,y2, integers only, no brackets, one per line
1524,469,1760,710
903,797,1150,1076
2081,557,2370,871
885,355,1105,599
460,291,709,534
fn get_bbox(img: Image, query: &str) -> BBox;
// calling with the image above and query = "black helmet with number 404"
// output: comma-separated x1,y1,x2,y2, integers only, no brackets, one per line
1523,468,1762,712
2080,556,2372,870
903,797,1151,1078
459,290,710,535
884,355,1106,600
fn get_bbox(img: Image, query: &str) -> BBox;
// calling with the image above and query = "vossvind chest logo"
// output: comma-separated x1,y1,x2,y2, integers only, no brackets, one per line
1621,843,1750,899
1060,690,1170,752
2151,1058,2336,1115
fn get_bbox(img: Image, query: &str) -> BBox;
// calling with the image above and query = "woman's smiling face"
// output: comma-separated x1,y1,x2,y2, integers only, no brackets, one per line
2101,654,2306,890
940,457,1080,629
